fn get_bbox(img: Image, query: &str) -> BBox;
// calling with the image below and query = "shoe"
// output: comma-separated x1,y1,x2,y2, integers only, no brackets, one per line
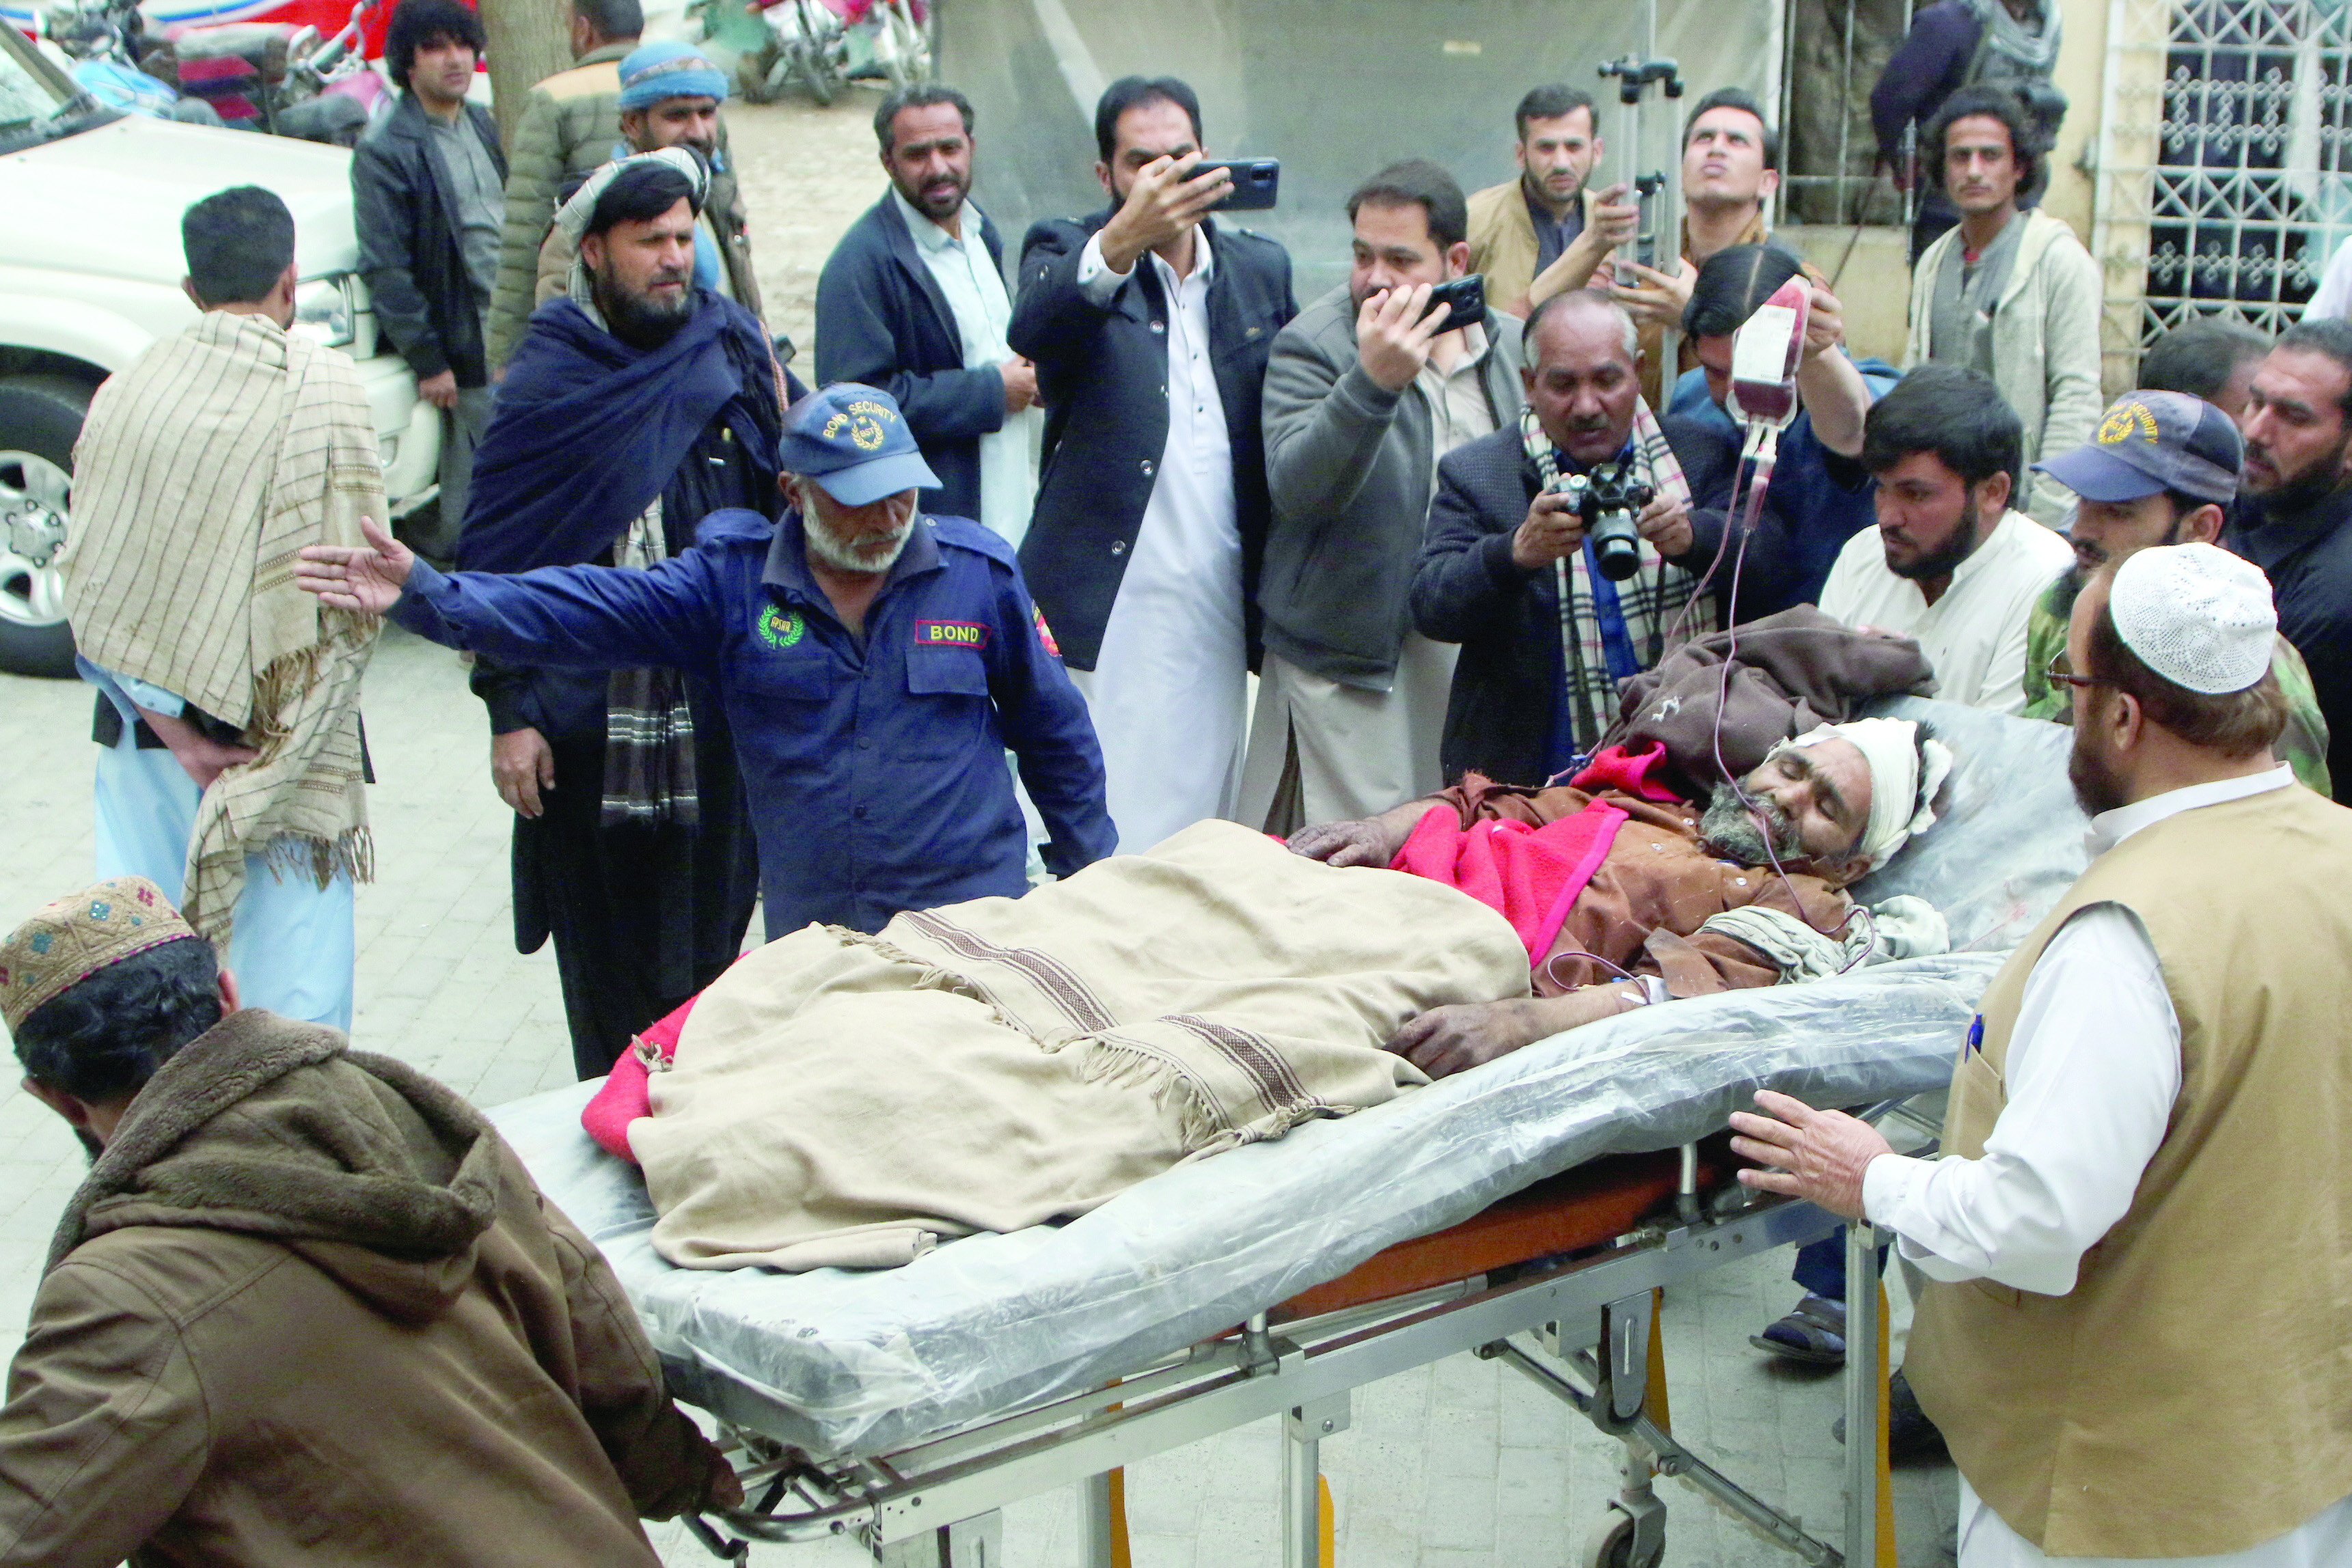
1831,1370,1947,1459
1750,1293,1846,1365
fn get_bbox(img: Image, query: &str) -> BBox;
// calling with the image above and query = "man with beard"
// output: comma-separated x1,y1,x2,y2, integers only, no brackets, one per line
450,151,787,1080
1734,543,2352,1568
1819,363,2072,713
817,84,1036,543
530,42,763,321
300,382,1115,946
1289,713,1950,1078
2225,318,2352,801
2019,391,2329,793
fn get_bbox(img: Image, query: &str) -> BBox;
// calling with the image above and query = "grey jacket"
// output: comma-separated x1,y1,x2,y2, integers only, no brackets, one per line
1257,282,1524,687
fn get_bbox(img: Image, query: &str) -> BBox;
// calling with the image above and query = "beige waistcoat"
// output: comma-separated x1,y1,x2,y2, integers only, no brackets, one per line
1905,784,2352,1558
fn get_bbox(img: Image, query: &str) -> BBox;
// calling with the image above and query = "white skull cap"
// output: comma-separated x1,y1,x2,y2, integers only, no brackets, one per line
2109,542,2275,695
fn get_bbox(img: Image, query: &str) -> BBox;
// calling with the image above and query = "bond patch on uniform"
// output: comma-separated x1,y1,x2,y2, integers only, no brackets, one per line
916,620,991,650
758,603,805,649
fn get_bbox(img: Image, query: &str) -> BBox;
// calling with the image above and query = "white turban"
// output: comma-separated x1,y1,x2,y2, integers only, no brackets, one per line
554,146,708,246
1779,717,1954,870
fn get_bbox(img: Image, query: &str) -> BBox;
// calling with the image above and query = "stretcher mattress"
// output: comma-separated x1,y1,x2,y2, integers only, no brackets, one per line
489,698,2084,1458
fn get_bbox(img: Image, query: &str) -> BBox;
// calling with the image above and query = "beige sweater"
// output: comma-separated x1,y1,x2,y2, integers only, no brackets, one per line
1904,207,2104,529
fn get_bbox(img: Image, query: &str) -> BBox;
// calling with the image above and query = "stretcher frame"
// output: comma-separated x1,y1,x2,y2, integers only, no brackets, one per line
675,1114,1911,1568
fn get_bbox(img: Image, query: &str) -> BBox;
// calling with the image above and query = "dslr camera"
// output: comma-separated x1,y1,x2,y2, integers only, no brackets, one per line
1553,464,1655,581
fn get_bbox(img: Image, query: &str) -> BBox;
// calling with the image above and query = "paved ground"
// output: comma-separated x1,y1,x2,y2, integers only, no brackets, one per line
0,75,1963,1568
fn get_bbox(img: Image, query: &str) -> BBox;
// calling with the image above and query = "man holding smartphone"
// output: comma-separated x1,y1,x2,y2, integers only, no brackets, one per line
1243,161,1527,833
1011,76,1296,853
1466,84,1642,319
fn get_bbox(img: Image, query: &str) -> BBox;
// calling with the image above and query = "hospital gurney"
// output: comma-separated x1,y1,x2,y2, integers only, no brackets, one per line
487,697,2086,1567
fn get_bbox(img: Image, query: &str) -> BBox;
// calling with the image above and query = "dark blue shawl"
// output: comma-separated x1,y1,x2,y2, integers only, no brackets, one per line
456,290,784,573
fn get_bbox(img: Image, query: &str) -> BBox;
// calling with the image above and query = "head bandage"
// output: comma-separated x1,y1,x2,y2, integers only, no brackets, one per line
2109,542,2275,695
1777,717,1954,870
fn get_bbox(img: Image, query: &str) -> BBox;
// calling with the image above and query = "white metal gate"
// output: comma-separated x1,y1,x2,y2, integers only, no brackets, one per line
2093,0,2352,389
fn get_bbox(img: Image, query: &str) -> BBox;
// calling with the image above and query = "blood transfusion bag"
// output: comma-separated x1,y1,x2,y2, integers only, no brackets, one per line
1726,275,1811,432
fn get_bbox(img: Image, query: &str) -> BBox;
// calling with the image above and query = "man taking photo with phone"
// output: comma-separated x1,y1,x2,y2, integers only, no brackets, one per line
1243,160,1526,834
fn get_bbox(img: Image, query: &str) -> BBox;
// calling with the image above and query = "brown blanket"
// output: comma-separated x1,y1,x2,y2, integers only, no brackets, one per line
634,821,1529,1270
1603,607,1937,795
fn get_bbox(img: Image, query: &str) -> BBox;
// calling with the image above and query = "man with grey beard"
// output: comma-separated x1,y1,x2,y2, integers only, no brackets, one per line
1292,713,1950,1079
300,381,1116,949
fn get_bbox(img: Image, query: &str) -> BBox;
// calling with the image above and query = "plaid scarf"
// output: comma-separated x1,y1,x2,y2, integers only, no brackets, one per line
1520,400,1716,758
61,314,379,941
599,501,699,829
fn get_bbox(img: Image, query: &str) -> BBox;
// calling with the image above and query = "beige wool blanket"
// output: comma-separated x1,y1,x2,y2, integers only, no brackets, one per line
634,821,1531,1271
60,312,382,941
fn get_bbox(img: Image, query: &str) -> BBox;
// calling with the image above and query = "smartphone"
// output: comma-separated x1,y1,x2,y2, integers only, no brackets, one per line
1421,273,1486,333
1198,158,1280,210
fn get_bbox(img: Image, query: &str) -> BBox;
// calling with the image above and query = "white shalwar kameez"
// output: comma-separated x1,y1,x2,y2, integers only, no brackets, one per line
1863,767,2352,1567
1068,227,1248,854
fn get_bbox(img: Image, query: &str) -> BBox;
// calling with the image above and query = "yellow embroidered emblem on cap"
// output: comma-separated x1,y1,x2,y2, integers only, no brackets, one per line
2098,401,2160,445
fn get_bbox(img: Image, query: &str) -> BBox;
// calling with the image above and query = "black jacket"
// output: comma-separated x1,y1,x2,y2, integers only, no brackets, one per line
354,94,505,389
2227,486,2352,801
1009,211,1296,670
1410,418,1717,786
815,193,1009,522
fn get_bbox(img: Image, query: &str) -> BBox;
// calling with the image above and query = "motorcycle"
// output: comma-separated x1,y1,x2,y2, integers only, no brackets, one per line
691,0,929,106
39,0,385,144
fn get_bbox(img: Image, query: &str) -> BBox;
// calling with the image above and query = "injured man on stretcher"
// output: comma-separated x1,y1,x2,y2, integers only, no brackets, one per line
590,617,1956,1273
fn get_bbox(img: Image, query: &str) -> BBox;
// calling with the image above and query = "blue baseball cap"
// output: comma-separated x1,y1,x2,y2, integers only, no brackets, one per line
2032,390,2243,506
778,384,940,506
617,40,728,111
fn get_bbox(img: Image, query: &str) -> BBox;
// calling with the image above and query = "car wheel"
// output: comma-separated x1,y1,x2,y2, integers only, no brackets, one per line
0,374,92,680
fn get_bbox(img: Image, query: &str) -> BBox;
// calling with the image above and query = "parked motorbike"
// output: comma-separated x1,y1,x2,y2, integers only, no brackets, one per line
691,0,930,105
41,0,386,145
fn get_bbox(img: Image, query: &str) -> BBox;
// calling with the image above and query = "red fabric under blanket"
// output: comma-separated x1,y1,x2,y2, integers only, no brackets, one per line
1568,741,1682,803
582,995,698,1161
1389,797,1629,965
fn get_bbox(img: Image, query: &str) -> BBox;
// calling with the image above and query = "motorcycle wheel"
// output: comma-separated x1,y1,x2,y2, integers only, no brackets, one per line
793,1,840,103
882,0,929,86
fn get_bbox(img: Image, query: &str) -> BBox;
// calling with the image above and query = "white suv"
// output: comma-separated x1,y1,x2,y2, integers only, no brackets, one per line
0,23,437,677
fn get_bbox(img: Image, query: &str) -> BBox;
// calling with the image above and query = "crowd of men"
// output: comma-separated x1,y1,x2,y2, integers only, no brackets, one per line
9,0,2352,1560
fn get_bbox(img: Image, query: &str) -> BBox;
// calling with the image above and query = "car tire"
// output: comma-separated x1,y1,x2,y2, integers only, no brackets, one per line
0,373,92,680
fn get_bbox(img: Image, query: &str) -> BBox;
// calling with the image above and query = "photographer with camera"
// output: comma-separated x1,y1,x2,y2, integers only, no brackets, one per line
1241,161,1525,835
1410,289,1720,785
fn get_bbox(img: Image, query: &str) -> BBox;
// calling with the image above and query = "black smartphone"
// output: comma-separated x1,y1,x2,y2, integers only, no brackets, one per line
1197,158,1280,210
1422,273,1486,333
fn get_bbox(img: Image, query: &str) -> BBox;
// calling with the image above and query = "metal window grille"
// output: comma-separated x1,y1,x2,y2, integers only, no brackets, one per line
2094,0,2352,384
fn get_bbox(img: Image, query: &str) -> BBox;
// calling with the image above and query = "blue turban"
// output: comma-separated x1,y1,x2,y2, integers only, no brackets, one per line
617,40,728,111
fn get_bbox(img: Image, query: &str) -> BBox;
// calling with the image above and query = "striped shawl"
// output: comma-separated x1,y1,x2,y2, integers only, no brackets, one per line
61,312,381,941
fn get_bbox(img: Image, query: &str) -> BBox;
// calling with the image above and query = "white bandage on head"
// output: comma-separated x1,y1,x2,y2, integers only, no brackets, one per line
2109,542,2276,694
1780,716,1955,870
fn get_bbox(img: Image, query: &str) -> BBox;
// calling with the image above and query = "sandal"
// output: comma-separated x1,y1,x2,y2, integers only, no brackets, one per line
1750,1293,1846,1365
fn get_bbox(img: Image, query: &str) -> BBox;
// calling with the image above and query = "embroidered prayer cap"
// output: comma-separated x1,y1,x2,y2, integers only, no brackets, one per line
1781,717,1954,871
1,877,199,1035
2032,390,2241,506
616,40,728,111
2109,542,2276,694
779,383,941,506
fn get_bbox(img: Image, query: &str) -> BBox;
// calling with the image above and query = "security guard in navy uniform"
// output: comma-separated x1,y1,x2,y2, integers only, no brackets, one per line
297,383,1117,938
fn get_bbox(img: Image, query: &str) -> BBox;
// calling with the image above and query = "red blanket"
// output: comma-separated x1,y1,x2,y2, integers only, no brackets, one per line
581,995,697,1161
1390,797,1628,965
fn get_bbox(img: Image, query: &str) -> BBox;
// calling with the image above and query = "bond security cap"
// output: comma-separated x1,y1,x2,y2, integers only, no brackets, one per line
2033,390,2243,506
777,384,941,506
2110,542,2275,694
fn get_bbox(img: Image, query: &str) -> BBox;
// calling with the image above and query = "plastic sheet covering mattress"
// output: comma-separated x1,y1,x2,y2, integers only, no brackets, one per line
489,698,2084,1457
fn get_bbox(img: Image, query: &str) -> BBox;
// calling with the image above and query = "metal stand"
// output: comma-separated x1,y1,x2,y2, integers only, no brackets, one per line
1843,1222,1890,1568
1598,53,1685,372
1281,1394,1348,1568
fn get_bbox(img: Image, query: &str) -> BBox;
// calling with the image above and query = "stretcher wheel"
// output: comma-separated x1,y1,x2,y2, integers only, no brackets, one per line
1583,1510,1665,1568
